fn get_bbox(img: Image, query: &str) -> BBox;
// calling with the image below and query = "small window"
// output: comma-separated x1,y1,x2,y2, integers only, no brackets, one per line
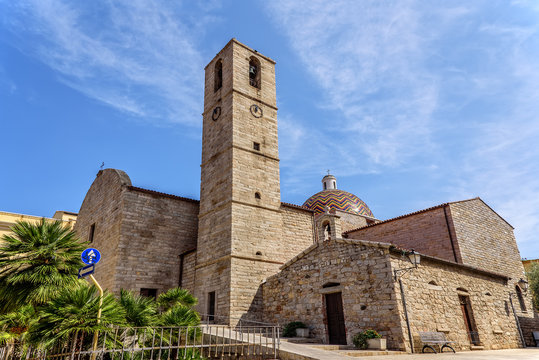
324,183,327,190
208,291,216,321
88,223,96,243
253,142,260,151
255,192,261,199
214,60,223,92
249,57,261,89
140,288,157,299
256,251,262,256
333,181,336,188
516,285,527,312
428,281,438,286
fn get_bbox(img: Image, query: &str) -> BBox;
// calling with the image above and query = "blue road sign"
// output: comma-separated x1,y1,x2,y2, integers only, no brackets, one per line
81,248,101,265
78,263,95,279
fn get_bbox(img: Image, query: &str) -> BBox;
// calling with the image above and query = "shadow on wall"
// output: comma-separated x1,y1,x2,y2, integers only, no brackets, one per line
518,314,539,347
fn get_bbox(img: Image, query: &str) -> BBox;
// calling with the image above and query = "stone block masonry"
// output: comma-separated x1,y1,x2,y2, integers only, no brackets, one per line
75,169,199,296
263,238,522,352
345,205,459,263
196,39,286,324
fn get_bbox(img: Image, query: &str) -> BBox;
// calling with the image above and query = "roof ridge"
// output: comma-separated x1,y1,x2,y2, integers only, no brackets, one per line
343,198,482,234
127,186,200,204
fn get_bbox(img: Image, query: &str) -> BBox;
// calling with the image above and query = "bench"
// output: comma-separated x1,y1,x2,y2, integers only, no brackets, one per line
418,332,456,353
533,331,539,347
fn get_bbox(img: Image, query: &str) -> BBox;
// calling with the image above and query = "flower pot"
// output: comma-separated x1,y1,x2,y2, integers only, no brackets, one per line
295,328,309,337
367,338,386,350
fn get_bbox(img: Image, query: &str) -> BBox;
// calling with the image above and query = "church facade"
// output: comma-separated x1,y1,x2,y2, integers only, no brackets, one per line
74,39,538,352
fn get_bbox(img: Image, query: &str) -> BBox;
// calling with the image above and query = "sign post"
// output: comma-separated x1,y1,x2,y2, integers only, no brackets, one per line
79,248,102,360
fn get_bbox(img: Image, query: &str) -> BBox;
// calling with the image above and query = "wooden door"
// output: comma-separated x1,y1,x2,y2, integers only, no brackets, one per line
459,295,479,345
325,292,346,344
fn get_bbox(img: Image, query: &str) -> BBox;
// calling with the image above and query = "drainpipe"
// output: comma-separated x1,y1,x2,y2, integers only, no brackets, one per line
509,293,526,348
399,279,414,353
443,205,459,263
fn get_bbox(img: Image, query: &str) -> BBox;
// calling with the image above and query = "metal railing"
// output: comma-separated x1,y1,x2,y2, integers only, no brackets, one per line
0,324,280,360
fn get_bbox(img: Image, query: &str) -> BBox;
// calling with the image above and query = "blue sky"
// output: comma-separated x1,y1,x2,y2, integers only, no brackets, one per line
1,1,538,259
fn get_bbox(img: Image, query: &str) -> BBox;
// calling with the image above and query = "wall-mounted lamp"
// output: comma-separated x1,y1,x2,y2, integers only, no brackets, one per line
394,249,421,280
518,278,529,292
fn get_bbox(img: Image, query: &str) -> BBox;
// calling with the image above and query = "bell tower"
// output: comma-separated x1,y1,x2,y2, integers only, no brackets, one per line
195,39,282,323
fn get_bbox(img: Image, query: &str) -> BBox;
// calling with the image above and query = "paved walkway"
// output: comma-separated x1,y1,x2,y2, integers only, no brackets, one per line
362,348,539,360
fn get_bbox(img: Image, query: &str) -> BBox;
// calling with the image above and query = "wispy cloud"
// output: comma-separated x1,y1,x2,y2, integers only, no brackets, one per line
267,1,539,255
267,1,448,172
3,0,215,125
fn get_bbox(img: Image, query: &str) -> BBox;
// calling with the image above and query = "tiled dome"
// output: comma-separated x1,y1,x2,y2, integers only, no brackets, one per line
303,189,374,217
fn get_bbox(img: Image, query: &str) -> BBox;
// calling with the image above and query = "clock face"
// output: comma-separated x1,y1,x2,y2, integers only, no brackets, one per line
250,104,263,118
212,106,221,121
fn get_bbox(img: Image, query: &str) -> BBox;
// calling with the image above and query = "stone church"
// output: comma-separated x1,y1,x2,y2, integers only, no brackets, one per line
74,39,538,352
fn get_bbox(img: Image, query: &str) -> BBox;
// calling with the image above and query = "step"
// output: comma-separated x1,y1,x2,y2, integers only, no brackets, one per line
334,350,408,357
471,345,485,350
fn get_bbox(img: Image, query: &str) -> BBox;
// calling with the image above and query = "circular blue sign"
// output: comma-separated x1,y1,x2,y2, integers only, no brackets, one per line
81,248,101,265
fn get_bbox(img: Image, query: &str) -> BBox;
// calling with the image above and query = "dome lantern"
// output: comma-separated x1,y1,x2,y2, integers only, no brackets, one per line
322,174,337,190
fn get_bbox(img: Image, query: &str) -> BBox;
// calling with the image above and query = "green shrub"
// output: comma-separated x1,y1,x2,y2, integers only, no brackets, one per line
353,329,381,349
282,321,307,337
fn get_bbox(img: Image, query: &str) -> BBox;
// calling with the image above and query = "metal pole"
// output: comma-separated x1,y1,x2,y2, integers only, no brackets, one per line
509,293,526,348
88,274,103,360
399,279,414,353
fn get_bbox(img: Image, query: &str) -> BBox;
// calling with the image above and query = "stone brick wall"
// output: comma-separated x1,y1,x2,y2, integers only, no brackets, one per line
262,240,406,350
280,205,315,253
180,251,196,294
113,187,198,295
447,199,535,327
74,169,129,291
448,199,522,277
262,238,523,352
346,206,460,263
518,314,539,347
74,169,199,296
196,39,283,324
194,259,231,321
337,210,369,233
392,254,521,351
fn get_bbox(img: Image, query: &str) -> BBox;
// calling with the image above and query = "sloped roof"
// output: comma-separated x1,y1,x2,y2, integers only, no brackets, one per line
343,197,513,235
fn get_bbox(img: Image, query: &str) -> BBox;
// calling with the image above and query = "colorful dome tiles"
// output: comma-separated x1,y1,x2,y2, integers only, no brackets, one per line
303,189,374,217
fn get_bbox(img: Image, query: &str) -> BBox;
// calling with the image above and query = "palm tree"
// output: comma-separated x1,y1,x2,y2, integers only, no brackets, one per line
159,306,200,327
28,283,125,348
0,219,86,313
118,289,157,327
157,288,200,328
157,287,197,312
0,305,37,346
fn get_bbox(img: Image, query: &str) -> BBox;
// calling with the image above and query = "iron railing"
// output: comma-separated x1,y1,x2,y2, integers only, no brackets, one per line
0,324,280,360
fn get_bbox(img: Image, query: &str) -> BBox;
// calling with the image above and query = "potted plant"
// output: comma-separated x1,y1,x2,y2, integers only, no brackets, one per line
353,330,386,350
283,321,309,338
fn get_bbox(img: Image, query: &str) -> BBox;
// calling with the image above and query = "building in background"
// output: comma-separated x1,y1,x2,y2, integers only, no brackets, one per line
0,210,77,241
523,259,539,272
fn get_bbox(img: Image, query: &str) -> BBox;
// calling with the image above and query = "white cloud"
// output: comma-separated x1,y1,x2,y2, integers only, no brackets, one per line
267,1,539,256
266,1,442,172
4,0,213,125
